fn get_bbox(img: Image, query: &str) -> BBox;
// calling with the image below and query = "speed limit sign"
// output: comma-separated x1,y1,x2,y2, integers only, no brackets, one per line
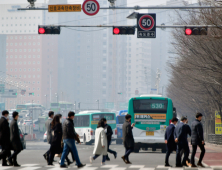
82,0,100,16
137,13,156,38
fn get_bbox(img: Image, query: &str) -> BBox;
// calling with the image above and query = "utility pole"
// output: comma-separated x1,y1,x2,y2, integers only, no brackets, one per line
155,69,161,95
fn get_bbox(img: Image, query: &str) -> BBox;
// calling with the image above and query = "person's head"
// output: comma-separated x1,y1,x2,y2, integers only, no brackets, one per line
68,111,75,120
181,116,187,123
196,112,203,121
48,111,54,118
51,114,62,129
12,111,19,120
125,114,132,122
171,117,178,125
101,118,107,124
97,120,105,128
2,110,9,117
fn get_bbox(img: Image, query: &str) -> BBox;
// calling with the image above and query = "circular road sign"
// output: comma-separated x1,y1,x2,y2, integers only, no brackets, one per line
138,15,155,31
83,0,100,16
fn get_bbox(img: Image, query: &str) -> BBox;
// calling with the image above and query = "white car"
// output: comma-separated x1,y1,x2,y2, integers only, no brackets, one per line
33,120,39,131
23,120,32,125
43,131,47,142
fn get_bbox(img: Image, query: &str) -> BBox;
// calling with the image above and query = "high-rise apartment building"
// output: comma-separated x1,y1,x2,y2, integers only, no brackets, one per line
0,3,59,109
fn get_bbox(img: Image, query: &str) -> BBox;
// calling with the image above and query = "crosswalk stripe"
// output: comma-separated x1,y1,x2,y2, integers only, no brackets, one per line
18,167,41,170
129,165,145,168
22,164,40,167
0,167,12,170
139,168,155,170
101,165,118,168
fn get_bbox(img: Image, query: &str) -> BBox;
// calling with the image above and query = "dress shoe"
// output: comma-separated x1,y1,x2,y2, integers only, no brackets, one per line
60,164,68,168
43,154,47,160
48,163,54,166
182,163,188,167
67,161,73,166
13,163,21,167
197,162,205,167
165,164,172,167
2,164,10,166
121,156,126,163
77,164,86,169
191,164,198,167
114,153,117,159
125,160,132,164
7,158,13,166
176,164,183,167
106,157,110,161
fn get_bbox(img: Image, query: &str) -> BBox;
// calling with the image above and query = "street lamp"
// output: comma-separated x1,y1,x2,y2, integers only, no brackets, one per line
44,94,47,109
96,100,99,110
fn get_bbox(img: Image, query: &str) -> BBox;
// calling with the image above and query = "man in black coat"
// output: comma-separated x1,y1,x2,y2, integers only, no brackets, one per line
190,113,205,168
174,116,189,167
101,118,117,161
164,117,178,167
8,111,22,166
43,111,54,162
121,114,135,164
180,118,191,166
0,110,11,166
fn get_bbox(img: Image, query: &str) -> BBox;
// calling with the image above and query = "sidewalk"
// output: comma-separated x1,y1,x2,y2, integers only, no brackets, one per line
194,142,222,168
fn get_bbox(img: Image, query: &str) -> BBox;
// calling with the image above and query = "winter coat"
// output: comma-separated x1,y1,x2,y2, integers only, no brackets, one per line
93,127,107,156
51,123,63,154
45,118,53,144
104,124,113,141
191,119,204,145
10,119,22,151
122,120,134,148
62,118,77,140
0,117,10,149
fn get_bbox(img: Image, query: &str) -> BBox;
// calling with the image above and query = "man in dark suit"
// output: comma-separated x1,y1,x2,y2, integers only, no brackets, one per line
0,110,11,166
101,118,117,161
8,111,22,166
180,118,191,166
43,111,54,162
174,116,189,167
121,114,135,164
165,117,178,167
190,113,205,168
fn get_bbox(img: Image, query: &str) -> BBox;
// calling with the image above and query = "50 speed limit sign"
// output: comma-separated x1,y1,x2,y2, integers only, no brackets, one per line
137,13,156,38
83,0,100,16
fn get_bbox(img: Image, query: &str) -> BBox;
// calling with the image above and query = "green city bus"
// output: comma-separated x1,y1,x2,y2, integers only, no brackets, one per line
38,116,48,133
74,111,117,145
128,95,176,153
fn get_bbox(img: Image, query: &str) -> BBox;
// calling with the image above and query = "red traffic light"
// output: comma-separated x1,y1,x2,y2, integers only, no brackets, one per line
185,28,192,35
39,28,45,34
113,27,120,34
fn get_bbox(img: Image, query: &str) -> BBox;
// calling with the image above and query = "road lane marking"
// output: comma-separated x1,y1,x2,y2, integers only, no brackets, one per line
22,164,40,167
129,165,145,168
101,165,118,168
18,167,41,170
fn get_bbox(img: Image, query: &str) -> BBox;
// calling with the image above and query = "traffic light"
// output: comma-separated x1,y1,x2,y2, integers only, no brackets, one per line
12,93,17,95
38,26,61,35
185,27,208,35
29,93,34,96
113,27,135,35
118,92,123,94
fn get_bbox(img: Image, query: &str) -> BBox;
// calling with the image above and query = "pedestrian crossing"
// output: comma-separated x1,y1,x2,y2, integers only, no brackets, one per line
0,164,221,170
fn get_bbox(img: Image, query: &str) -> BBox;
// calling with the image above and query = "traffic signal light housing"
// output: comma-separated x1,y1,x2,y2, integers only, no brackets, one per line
38,26,61,34
185,26,208,35
29,93,34,96
113,27,135,35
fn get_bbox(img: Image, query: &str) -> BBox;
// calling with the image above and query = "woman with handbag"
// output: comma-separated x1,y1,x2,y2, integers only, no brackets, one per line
90,120,108,165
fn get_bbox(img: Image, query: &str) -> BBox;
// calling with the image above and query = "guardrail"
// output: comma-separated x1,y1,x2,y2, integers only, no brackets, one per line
208,134,222,145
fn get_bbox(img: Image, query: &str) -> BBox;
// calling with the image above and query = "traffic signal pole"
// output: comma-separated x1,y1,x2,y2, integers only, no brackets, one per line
17,5,222,10
38,24,222,28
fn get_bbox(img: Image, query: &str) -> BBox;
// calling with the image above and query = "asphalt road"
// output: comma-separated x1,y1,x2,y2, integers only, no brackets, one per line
0,141,219,170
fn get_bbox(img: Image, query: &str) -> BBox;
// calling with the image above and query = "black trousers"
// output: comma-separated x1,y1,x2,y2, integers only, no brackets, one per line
124,147,133,161
10,149,21,163
106,140,116,159
165,146,174,164
176,143,189,166
0,144,11,165
191,144,205,165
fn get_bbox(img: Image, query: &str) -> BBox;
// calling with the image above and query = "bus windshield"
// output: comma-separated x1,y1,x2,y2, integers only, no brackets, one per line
117,116,125,124
92,113,115,120
133,99,168,113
